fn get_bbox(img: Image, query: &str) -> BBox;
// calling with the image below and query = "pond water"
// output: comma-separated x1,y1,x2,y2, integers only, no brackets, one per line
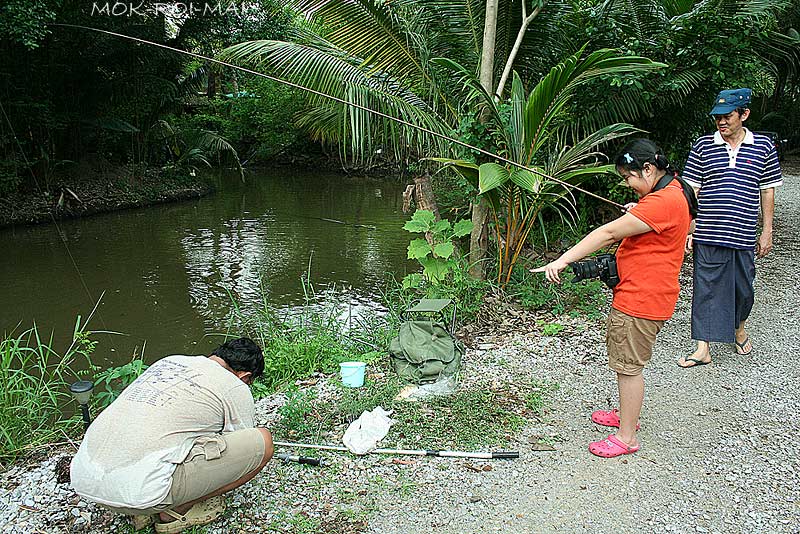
0,169,415,367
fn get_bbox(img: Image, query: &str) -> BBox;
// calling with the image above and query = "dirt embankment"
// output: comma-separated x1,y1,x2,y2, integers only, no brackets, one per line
0,152,411,229
0,163,214,228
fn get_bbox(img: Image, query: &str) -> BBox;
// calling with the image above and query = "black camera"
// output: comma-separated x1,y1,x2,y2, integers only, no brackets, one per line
569,253,619,289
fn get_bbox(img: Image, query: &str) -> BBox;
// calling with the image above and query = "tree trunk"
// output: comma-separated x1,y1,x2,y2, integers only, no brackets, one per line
479,0,498,94
495,2,544,100
468,0,499,279
207,68,219,98
468,200,490,277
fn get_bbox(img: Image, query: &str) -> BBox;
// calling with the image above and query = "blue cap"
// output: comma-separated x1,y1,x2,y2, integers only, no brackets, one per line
709,88,752,115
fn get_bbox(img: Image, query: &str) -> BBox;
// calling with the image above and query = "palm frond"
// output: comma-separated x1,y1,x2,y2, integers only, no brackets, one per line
396,0,486,65
549,123,643,177
753,29,800,82
727,0,794,18
290,0,431,87
570,85,654,138
221,38,457,161
524,48,664,160
432,57,506,124
603,0,666,47
661,0,697,17
508,72,527,163
187,129,244,178
296,79,454,163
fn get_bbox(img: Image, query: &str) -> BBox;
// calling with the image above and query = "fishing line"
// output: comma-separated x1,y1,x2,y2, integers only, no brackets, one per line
0,97,119,354
51,23,625,211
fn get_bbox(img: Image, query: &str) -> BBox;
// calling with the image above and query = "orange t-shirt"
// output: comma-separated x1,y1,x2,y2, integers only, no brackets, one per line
612,180,692,321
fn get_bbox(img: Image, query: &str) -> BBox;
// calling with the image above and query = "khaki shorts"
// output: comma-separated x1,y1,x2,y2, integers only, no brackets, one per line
106,427,265,516
606,308,664,376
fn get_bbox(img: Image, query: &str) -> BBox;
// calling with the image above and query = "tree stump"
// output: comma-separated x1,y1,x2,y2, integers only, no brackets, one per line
402,172,440,246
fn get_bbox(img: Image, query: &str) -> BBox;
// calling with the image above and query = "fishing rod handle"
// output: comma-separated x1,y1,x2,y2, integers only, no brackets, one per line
436,451,519,459
277,453,324,467
490,451,520,459
296,456,323,466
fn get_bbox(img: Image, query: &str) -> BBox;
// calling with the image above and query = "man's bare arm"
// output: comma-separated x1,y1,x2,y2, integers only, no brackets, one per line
758,188,775,257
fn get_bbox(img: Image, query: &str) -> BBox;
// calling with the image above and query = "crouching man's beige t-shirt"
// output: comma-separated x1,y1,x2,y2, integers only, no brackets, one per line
70,355,254,509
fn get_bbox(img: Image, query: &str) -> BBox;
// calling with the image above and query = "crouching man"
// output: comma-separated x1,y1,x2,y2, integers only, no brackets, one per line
70,337,273,533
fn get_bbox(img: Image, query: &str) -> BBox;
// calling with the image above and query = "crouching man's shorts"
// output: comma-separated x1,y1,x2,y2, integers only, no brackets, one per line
106,427,265,516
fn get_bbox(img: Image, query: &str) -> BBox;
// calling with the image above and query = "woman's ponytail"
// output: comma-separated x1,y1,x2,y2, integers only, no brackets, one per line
616,139,675,175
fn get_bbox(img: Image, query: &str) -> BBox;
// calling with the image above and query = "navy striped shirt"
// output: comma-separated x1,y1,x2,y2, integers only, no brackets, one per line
682,129,782,249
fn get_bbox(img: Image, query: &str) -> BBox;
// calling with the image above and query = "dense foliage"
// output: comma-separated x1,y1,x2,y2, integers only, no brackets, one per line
0,1,304,197
220,0,798,266
560,0,800,159
0,319,94,463
3,1,797,215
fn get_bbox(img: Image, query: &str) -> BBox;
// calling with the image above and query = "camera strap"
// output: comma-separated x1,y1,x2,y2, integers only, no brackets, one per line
651,173,698,219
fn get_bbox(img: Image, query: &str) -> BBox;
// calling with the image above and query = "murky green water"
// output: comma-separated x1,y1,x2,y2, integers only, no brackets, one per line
0,169,414,367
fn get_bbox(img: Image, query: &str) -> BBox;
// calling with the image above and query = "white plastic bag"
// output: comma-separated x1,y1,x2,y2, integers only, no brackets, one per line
342,406,395,455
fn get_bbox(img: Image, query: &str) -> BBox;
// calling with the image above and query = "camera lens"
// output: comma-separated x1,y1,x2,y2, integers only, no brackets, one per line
570,259,600,281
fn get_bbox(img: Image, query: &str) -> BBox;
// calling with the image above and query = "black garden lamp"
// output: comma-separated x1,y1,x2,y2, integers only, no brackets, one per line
69,380,94,430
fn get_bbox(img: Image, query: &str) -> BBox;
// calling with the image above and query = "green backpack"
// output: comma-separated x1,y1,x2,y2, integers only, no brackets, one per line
388,299,462,384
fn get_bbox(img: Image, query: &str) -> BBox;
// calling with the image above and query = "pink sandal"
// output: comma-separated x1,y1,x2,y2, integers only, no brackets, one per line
589,434,640,458
590,409,640,430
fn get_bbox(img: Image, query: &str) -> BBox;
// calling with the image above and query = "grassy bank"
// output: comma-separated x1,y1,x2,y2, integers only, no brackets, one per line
221,280,562,452
0,319,95,465
0,266,596,467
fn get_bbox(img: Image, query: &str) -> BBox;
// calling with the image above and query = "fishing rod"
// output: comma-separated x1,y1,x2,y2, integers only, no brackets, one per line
52,23,625,211
274,440,519,460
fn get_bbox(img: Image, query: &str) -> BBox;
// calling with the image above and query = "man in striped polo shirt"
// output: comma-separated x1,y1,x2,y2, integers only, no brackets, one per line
678,88,783,368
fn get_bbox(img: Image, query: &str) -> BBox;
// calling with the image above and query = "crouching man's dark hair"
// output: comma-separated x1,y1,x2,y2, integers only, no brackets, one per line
212,337,264,379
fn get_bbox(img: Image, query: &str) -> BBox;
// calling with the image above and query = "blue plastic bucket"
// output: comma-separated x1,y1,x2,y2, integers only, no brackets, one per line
340,361,366,388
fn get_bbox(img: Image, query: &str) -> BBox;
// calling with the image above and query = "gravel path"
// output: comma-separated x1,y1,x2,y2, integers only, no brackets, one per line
2,170,798,534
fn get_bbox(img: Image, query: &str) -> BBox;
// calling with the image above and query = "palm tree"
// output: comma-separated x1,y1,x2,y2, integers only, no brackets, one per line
150,120,244,178
430,48,661,285
220,0,662,278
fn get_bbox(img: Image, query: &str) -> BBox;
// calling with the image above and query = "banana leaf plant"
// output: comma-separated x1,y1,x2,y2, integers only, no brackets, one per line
430,48,663,286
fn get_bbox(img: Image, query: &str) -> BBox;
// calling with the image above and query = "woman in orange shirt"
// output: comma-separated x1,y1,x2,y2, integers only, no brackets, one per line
533,139,694,458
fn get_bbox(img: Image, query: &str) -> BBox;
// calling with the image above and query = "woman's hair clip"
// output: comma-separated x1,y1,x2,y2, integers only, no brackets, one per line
623,153,634,163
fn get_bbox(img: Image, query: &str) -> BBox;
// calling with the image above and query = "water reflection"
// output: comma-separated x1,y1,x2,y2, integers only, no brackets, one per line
0,170,413,365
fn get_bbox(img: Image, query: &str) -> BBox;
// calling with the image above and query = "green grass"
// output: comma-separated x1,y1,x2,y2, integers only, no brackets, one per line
274,371,405,441
0,319,95,464
524,381,560,416
274,360,545,452
219,282,396,398
390,389,527,450
263,511,321,534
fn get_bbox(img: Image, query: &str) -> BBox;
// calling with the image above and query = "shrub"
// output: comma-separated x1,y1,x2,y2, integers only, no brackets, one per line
92,353,148,409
